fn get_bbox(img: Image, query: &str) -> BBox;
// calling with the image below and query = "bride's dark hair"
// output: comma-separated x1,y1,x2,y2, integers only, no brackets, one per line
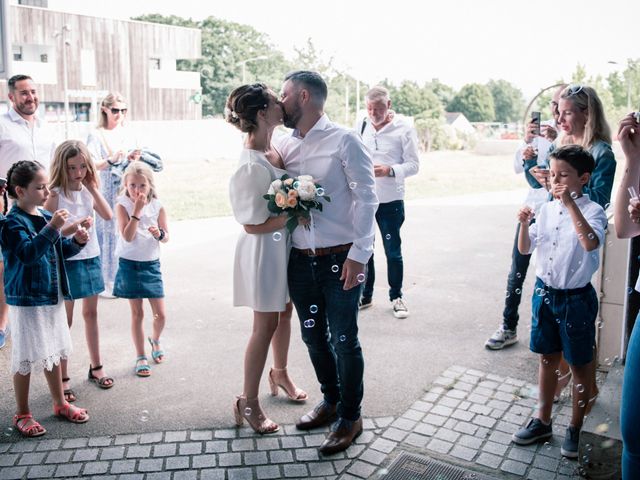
225,83,272,133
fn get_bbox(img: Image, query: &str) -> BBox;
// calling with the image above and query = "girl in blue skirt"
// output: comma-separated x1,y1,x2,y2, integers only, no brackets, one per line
45,140,114,399
113,162,169,377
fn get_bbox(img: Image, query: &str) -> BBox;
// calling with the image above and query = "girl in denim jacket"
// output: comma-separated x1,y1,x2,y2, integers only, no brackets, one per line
1,160,90,437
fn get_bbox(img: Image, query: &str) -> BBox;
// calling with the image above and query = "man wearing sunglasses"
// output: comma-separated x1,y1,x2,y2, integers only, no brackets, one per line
0,74,57,349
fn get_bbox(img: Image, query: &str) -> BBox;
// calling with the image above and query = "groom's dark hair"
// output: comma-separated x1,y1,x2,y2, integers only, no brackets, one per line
284,70,327,106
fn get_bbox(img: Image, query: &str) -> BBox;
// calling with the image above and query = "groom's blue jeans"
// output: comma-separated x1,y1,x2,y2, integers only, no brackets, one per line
288,249,364,421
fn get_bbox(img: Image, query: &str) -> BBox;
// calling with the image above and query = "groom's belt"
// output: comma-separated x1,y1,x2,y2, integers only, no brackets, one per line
293,243,352,257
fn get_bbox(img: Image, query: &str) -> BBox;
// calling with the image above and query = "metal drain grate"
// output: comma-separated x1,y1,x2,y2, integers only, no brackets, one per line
382,452,500,480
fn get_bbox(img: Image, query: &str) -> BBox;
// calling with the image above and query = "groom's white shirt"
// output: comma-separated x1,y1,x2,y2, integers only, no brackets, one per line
275,114,378,265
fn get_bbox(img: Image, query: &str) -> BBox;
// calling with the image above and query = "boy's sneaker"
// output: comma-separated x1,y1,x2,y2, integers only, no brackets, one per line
392,298,409,318
485,326,518,350
512,418,553,445
561,426,580,458
358,297,373,310
0,329,5,349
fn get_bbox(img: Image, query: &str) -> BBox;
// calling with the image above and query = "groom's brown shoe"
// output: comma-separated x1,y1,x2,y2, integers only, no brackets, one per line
318,417,363,455
296,400,337,430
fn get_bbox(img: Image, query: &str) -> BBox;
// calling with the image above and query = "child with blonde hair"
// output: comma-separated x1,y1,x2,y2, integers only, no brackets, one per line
1,160,90,437
44,140,114,400
113,162,169,376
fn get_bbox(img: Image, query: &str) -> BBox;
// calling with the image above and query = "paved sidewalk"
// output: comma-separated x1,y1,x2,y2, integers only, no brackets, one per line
0,364,589,480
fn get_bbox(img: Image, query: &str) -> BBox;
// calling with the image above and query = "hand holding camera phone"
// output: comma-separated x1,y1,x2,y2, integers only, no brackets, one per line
531,111,541,136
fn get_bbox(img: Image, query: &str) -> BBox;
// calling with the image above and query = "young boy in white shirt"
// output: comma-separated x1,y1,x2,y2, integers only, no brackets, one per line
511,144,608,458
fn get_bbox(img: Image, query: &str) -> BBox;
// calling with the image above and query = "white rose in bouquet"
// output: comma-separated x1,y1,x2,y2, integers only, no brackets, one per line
296,179,317,201
268,179,283,195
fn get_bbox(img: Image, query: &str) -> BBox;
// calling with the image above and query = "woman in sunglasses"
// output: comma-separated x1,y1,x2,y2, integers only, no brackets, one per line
526,84,616,209
87,93,141,298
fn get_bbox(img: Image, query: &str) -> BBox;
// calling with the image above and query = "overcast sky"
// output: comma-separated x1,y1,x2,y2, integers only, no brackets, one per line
47,0,639,99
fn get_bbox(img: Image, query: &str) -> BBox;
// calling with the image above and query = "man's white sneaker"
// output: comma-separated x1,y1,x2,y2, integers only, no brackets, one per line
485,326,518,350
392,298,409,319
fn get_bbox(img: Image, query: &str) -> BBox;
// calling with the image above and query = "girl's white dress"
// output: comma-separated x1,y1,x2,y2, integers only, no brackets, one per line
229,149,289,312
10,265,72,376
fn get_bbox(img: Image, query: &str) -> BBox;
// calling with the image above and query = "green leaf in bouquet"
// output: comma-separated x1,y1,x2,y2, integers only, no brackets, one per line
263,194,272,200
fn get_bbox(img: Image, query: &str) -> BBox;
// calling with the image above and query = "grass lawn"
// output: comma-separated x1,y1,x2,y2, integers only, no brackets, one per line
157,151,525,221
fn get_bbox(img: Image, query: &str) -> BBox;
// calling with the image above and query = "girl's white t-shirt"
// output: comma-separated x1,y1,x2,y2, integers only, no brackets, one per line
115,195,162,262
55,186,100,260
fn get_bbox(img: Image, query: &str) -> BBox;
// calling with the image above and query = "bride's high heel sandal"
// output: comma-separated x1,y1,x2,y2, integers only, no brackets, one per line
268,367,308,402
233,396,279,435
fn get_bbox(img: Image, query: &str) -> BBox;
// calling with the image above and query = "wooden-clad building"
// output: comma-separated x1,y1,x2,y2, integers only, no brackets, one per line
0,1,202,121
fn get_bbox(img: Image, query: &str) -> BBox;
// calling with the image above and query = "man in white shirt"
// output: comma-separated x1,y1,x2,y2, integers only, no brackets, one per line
275,71,378,455
358,86,420,318
0,74,56,349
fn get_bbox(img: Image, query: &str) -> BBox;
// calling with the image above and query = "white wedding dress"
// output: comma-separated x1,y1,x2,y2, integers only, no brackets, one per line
229,149,289,312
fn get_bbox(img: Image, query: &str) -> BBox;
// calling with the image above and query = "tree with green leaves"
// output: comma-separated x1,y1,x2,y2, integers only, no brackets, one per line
447,83,495,122
487,79,524,123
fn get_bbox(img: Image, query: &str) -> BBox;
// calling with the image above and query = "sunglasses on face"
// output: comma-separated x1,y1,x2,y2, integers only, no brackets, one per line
110,108,128,115
566,84,584,97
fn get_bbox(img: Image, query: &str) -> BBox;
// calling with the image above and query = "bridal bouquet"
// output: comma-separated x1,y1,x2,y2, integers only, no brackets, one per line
263,174,331,233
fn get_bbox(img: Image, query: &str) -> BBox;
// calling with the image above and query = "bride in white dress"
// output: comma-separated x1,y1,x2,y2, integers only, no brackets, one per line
226,84,308,434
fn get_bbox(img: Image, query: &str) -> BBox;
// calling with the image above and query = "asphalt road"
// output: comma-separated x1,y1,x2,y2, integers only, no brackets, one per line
0,190,541,441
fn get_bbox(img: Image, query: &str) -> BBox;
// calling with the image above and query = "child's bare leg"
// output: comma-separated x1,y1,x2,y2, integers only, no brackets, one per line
148,298,166,342
554,355,572,399
61,300,75,400
569,361,592,429
42,364,65,409
13,372,31,414
129,299,145,357
83,296,111,384
538,352,562,424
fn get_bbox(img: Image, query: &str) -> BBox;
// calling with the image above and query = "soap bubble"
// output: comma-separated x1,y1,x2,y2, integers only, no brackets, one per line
140,410,150,422
356,273,366,283
515,288,521,295
570,191,579,199
244,407,252,416
303,319,315,328
385,234,391,240
576,384,585,393
349,182,357,190
272,232,282,242
310,305,318,314
316,188,325,196
331,265,339,273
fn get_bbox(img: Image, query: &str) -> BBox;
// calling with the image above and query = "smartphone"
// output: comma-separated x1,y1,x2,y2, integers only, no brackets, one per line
531,111,541,136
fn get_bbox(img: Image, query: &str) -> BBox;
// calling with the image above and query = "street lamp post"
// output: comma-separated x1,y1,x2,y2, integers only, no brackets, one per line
54,24,71,139
236,55,268,83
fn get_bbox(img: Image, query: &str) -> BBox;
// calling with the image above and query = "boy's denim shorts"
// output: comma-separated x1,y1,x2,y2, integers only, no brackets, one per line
113,258,164,299
67,256,105,299
529,277,597,366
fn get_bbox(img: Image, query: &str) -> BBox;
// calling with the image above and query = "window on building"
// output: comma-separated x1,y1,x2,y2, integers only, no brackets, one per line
149,57,161,70
40,53,48,63
13,46,22,61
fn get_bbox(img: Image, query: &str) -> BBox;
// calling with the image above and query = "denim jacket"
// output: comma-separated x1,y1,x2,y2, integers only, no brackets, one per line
0,205,84,306
523,140,616,209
